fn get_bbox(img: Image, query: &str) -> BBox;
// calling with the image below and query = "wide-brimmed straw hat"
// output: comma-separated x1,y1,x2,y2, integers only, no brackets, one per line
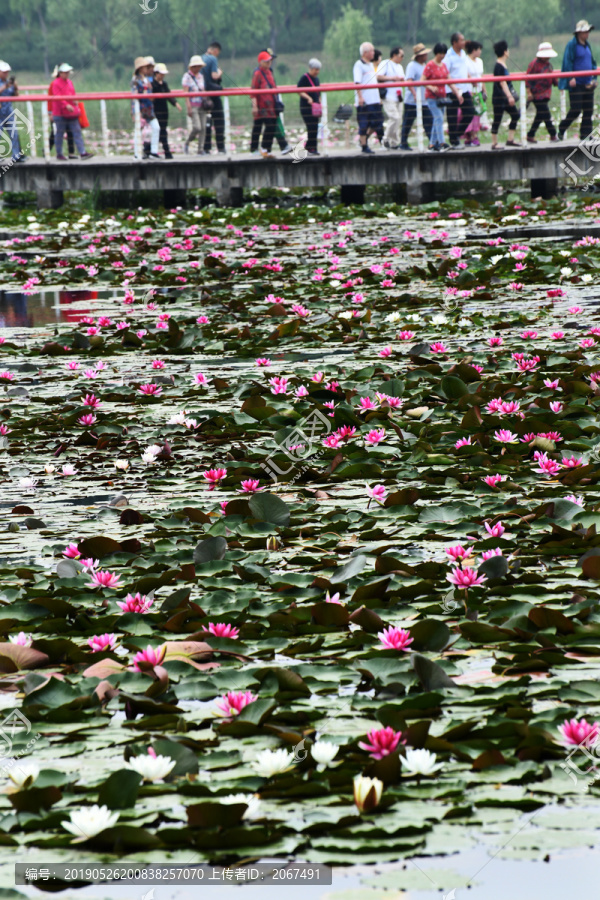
134,56,149,72
412,43,431,59
575,20,594,33
188,55,206,68
0,61,11,72
536,42,557,58
154,63,169,74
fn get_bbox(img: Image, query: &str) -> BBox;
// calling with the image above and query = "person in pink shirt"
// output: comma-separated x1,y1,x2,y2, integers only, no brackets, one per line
423,43,450,151
49,63,93,160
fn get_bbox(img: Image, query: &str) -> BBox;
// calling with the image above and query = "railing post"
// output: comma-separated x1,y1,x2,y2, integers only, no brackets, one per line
40,101,50,160
133,99,142,160
322,92,329,156
26,101,36,157
519,80,527,144
560,88,567,124
416,89,424,152
223,95,231,156
100,99,109,157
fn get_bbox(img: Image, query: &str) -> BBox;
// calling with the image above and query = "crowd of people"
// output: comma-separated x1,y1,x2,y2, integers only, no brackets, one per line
354,20,597,153
0,22,597,163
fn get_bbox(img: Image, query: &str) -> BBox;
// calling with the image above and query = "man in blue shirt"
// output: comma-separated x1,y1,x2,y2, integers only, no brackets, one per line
202,41,226,154
558,20,597,140
443,32,475,147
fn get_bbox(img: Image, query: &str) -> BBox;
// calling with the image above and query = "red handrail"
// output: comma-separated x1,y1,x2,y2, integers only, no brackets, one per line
2,68,598,102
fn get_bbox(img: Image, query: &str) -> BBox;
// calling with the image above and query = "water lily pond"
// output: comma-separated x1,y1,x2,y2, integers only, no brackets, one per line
1,190,600,896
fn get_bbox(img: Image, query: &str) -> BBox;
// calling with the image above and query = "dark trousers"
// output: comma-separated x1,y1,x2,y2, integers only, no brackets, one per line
301,112,319,152
528,99,556,138
204,96,225,152
400,104,433,146
50,123,75,155
559,86,595,139
156,116,172,158
491,100,520,134
447,92,475,144
250,117,276,152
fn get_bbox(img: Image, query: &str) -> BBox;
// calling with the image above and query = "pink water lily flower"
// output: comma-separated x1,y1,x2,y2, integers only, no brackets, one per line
561,455,584,468
558,718,600,747
484,521,505,537
377,626,413,651
455,437,472,448
430,342,449,354
397,331,415,341
565,494,584,506
359,726,405,759
87,633,117,653
78,413,97,426
82,393,101,408
117,592,154,613
481,548,503,560
9,632,32,647
62,464,78,476
494,429,518,443
202,622,240,639
269,376,289,395
447,567,487,587
378,347,392,358
367,484,387,505
550,401,564,413
240,479,261,493
488,336,503,347
533,452,561,475
255,358,271,367
63,542,81,559
215,690,257,717
151,359,165,369
325,592,342,604
139,383,162,396
86,570,122,589
483,474,506,488
202,468,227,489
132,644,167,671
544,379,560,390
365,428,386,446
445,544,472,561
357,396,378,411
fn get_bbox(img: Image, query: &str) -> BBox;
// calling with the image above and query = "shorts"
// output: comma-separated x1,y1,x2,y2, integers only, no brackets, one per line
357,103,384,136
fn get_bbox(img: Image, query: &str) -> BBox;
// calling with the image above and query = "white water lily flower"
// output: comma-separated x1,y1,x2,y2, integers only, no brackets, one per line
430,314,448,325
559,250,571,257
581,273,593,283
490,255,504,265
63,804,119,841
18,477,37,490
141,451,158,465
311,740,339,770
221,793,262,819
251,748,294,778
114,459,129,471
127,753,175,782
44,464,56,474
385,311,402,323
406,313,421,323
401,748,444,777
8,761,39,789
560,267,573,277
353,774,383,813
167,411,187,425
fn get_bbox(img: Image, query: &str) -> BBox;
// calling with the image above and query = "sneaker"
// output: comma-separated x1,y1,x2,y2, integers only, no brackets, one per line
361,145,375,154
550,135,559,142
470,139,481,147
14,155,27,164
427,144,439,152
557,131,565,141
261,150,275,158
505,141,521,147
56,155,67,160
307,150,320,156
80,152,95,160
527,136,537,144
399,144,412,151
68,154,79,159
251,150,262,157
280,144,293,155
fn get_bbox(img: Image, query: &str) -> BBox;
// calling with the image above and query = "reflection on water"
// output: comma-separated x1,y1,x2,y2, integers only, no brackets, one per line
0,289,101,328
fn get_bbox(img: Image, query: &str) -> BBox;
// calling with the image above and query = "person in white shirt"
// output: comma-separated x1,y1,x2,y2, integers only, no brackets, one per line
464,40,486,146
377,47,405,149
353,42,383,154
443,32,475,146
399,44,433,150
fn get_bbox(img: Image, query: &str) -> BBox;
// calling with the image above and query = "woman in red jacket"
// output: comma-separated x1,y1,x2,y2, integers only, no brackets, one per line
250,51,277,158
50,63,93,160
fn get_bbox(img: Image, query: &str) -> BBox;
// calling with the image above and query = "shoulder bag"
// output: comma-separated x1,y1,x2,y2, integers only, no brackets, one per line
305,73,322,117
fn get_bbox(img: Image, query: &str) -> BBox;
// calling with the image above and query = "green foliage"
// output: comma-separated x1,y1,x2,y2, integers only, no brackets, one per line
324,4,373,67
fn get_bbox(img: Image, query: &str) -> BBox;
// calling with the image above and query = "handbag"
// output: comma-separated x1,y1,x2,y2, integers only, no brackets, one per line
436,97,453,107
202,96,214,110
305,73,322,117
78,101,89,128
473,91,486,116
274,97,285,113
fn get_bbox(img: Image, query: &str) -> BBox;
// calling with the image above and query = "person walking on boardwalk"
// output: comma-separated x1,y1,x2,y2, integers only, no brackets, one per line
399,44,433,151
463,41,485,146
250,51,277,158
297,58,322,156
0,61,25,163
261,48,293,156
131,57,160,159
526,43,559,143
377,47,405,149
558,21,597,141
48,65,75,158
490,40,521,150
152,63,182,159
50,63,94,161
353,41,384,154
443,32,475,147
202,41,225,154
423,43,450,152
182,55,208,156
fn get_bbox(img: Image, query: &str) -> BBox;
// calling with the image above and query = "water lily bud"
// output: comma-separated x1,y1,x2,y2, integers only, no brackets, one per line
353,774,383,813
266,536,280,551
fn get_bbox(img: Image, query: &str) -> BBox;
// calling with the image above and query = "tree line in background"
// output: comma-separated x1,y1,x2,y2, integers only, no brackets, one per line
2,0,593,76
